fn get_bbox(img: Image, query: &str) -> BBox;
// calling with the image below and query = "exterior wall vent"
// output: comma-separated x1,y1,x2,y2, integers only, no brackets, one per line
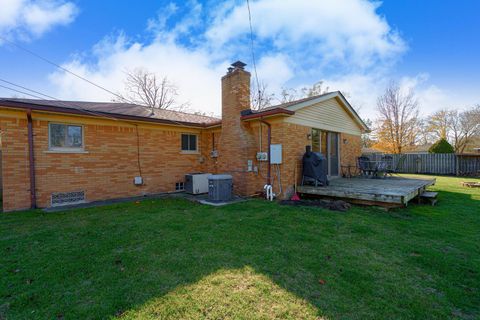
51,191,86,207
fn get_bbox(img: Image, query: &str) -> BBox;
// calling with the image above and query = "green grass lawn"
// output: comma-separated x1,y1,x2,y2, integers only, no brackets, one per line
1,175,479,319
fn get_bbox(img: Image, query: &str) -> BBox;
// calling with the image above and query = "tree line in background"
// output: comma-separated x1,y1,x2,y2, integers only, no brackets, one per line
363,82,480,154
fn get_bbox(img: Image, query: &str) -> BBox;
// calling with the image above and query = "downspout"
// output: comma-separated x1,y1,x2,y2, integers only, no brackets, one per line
260,119,271,185
26,109,37,209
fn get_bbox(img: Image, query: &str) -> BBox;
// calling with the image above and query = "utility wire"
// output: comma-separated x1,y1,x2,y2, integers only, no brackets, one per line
0,36,211,128
0,78,59,100
0,83,46,100
0,77,194,127
0,35,128,102
246,0,261,103
0,78,121,121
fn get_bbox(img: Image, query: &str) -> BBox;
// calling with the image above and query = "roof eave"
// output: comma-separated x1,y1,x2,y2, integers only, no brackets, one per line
0,101,218,128
240,108,295,121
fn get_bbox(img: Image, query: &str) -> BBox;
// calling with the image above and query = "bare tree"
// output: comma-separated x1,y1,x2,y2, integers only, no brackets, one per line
300,80,330,98
417,118,435,145
361,118,375,148
278,87,300,104
375,82,420,154
115,68,188,113
277,81,330,104
250,81,275,110
428,109,451,140
451,105,480,153
448,109,462,152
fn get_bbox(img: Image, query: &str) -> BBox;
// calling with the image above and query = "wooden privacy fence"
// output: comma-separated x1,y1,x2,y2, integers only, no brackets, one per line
457,155,480,176
363,153,480,176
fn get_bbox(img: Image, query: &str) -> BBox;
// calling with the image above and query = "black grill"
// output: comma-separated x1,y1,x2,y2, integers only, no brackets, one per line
302,146,329,187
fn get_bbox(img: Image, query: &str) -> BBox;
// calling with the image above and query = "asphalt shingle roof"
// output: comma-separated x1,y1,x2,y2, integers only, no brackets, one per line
0,98,220,126
251,92,333,113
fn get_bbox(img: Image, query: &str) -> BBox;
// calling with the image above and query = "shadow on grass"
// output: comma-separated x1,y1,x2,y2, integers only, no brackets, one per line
1,178,479,319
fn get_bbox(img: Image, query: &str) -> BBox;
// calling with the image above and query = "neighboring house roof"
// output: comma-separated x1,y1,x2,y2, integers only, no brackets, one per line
362,147,383,154
241,91,370,132
404,144,432,154
0,98,221,127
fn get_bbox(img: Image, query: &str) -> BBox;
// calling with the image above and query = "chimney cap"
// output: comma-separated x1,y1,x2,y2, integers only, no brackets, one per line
231,61,247,69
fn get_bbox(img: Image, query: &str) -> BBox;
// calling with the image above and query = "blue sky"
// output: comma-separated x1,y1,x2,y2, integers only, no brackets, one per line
0,0,479,117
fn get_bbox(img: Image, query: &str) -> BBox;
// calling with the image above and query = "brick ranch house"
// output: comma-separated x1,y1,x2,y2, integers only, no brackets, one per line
0,61,368,212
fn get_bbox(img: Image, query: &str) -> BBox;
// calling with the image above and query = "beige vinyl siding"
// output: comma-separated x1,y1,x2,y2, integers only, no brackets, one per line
285,98,362,135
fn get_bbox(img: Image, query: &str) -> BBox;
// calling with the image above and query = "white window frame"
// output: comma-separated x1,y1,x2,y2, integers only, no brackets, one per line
180,133,199,153
48,122,85,153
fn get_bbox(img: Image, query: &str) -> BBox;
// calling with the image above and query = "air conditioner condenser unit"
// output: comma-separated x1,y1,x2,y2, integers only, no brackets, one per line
185,173,211,194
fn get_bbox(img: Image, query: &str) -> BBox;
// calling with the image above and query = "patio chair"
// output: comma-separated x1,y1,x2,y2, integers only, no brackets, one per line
389,155,407,176
357,156,372,176
382,155,394,177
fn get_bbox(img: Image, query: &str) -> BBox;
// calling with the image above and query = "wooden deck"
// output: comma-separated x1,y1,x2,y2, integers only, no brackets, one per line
297,177,436,207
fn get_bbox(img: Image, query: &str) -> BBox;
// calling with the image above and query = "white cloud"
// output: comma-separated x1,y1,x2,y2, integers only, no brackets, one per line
399,74,474,114
49,34,225,115
320,72,478,120
255,54,294,93
0,0,77,42
49,0,409,116
206,0,406,70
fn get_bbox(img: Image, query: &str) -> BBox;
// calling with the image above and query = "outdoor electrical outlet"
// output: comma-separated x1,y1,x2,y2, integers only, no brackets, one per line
247,160,253,172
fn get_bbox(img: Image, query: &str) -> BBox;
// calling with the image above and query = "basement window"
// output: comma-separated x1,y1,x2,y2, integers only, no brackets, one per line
49,123,84,151
175,182,185,191
181,134,198,152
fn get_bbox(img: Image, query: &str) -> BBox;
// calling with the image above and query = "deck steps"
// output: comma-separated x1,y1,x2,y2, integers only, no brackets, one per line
420,191,438,206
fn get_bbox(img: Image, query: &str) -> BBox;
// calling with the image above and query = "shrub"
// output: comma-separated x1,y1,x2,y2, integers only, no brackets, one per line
429,138,455,153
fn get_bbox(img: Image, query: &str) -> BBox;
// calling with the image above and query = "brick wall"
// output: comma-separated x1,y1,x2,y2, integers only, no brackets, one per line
1,67,364,211
0,108,363,211
241,123,362,199
0,115,31,211
339,132,362,173
0,111,208,211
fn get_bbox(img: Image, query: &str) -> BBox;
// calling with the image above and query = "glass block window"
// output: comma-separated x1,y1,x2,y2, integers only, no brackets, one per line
51,191,86,206
49,123,83,150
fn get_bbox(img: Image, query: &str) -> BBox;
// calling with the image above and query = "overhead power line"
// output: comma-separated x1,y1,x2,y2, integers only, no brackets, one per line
0,36,197,127
0,83,46,100
0,78,63,101
246,0,261,98
0,35,128,103
0,78,122,121
0,77,200,128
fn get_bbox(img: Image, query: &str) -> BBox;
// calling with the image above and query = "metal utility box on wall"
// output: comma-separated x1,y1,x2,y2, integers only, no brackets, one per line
256,152,268,161
208,174,233,202
270,144,282,164
185,173,211,194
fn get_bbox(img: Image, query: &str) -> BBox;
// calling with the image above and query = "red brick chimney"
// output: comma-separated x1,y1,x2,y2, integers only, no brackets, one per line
217,61,253,195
